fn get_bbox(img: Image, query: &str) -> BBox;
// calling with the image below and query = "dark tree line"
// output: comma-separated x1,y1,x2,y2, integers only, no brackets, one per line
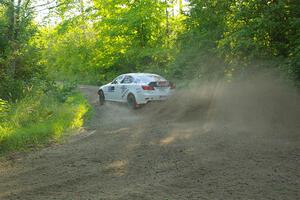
174,0,300,84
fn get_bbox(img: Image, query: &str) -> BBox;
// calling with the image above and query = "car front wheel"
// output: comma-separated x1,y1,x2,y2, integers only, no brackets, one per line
98,90,105,105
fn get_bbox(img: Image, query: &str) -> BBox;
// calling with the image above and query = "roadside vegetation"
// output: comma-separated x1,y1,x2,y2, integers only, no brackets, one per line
0,83,90,154
0,0,299,154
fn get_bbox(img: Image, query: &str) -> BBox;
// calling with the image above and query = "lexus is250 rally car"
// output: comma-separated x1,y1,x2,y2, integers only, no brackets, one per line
97,73,175,109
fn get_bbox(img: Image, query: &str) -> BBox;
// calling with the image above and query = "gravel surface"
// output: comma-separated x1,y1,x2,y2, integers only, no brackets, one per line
0,81,299,200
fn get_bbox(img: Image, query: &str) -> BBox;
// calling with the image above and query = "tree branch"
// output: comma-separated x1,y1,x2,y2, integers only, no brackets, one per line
34,2,67,12
28,0,56,9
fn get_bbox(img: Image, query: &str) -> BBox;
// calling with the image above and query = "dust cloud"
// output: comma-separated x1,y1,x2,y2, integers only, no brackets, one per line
142,74,300,139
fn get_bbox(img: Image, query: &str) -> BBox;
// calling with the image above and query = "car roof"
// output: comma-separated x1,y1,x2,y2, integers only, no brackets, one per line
122,73,161,77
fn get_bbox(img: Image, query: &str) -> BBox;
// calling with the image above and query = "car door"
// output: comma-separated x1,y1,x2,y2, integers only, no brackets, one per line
116,75,134,102
109,75,125,101
104,82,115,101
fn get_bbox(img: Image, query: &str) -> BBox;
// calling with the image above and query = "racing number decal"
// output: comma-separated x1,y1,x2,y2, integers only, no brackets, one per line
121,85,126,93
121,86,129,99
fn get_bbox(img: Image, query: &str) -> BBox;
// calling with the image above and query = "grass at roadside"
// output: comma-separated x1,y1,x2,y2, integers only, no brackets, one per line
0,86,91,154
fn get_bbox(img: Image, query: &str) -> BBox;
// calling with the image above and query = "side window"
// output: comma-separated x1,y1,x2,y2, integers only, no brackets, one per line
134,78,140,83
117,75,125,83
112,75,124,84
121,76,134,84
111,78,118,84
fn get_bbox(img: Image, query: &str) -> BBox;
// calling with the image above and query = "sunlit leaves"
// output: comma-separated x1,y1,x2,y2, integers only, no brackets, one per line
39,0,185,82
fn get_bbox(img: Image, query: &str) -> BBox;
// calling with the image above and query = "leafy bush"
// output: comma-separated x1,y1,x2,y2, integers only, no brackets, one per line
0,84,90,154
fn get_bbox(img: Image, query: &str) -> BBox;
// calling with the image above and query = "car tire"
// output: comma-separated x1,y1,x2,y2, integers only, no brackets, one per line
99,90,105,105
127,93,138,109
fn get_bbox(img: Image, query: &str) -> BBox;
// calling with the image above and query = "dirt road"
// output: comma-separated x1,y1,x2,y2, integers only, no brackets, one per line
0,82,299,200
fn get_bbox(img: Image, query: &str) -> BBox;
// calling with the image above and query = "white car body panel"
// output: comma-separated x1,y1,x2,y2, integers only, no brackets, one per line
98,73,174,105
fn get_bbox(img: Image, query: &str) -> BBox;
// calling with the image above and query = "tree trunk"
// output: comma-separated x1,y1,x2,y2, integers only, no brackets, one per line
14,0,22,40
7,0,23,77
165,0,169,47
8,0,15,41
8,0,16,76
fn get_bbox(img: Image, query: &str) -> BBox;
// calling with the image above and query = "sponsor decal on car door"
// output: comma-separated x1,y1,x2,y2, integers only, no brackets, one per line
121,85,129,99
119,75,133,100
110,75,125,101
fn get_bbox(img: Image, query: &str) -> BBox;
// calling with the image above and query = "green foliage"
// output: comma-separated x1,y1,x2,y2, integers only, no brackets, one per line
0,1,92,155
0,86,90,154
0,0,45,101
0,99,9,122
40,0,185,84
171,0,300,84
170,0,232,80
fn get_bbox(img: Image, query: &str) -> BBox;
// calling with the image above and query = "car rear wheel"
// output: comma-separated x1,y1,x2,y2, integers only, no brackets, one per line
127,94,138,109
99,90,105,105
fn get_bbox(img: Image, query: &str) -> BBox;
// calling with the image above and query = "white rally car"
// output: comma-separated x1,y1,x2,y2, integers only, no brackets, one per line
97,73,175,109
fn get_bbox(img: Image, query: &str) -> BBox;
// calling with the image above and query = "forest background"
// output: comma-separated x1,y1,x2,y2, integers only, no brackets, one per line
0,0,299,153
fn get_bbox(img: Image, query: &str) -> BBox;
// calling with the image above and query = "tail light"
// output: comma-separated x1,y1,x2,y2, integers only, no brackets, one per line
170,82,176,89
142,85,154,90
